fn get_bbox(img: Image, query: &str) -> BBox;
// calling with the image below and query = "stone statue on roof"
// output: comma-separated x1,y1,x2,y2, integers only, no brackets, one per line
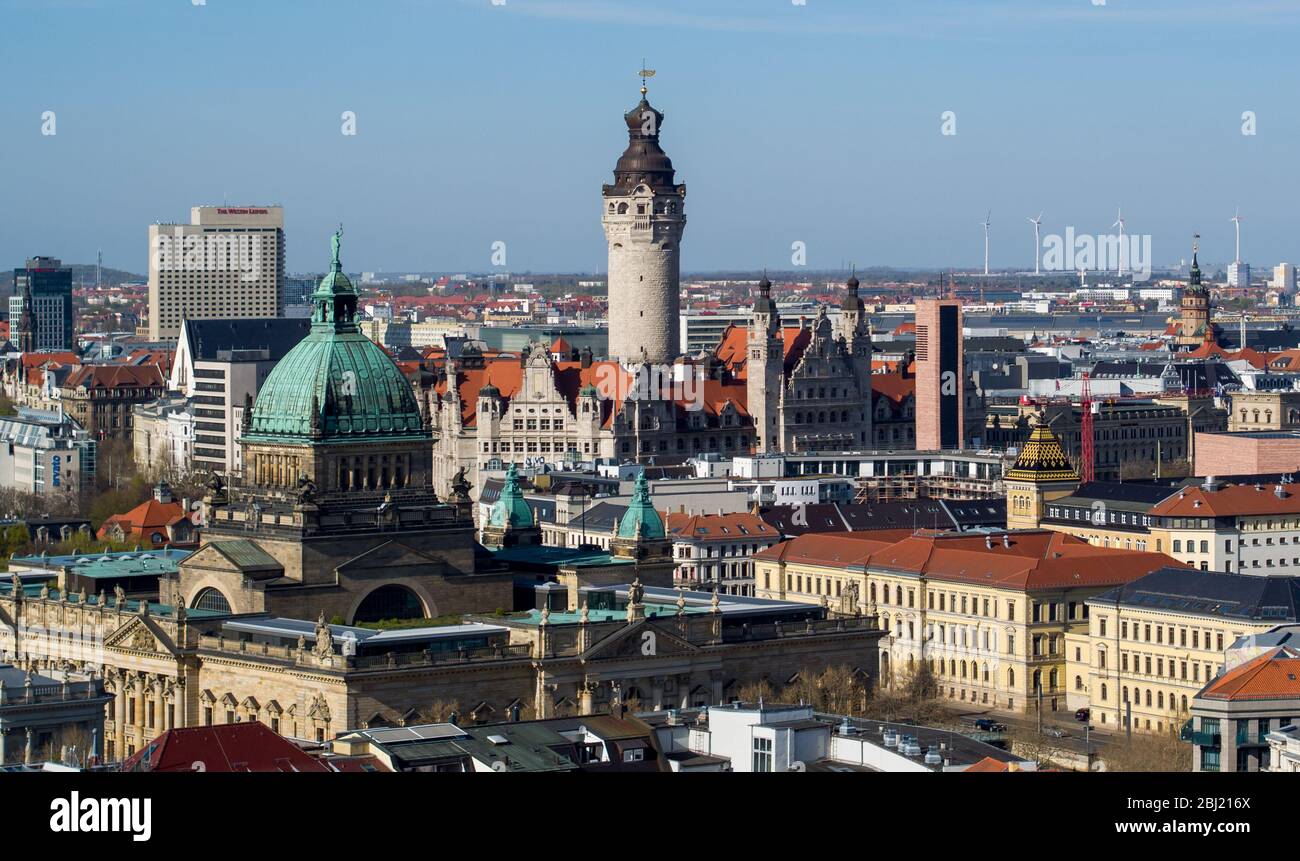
296,473,317,505
314,611,334,658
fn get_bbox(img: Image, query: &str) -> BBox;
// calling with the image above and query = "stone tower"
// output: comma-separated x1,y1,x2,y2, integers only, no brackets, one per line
1177,236,1216,348
602,84,686,363
838,271,874,440
747,274,784,453
1003,411,1079,530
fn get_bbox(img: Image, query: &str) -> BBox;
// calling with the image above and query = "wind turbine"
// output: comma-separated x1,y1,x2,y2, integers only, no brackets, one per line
1231,207,1244,263
1027,212,1043,275
981,210,991,276
1111,206,1127,278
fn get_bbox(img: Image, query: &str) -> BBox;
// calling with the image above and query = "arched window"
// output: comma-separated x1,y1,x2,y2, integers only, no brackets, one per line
353,584,425,624
1008,668,1015,687
1075,675,1083,691
193,588,232,614
1101,683,1108,702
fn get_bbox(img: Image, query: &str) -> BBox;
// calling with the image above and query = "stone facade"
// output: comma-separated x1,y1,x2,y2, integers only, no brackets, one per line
602,90,686,363
0,583,881,761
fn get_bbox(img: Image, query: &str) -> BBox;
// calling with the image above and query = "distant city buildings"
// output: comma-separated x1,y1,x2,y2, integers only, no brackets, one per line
165,317,310,475
11,257,74,352
0,407,95,497
146,206,285,340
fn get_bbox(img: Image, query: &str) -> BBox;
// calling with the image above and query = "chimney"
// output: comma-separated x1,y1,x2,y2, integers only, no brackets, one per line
1002,533,1011,548
985,535,993,549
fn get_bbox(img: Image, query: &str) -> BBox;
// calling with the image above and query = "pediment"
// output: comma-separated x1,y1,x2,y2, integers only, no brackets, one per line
337,540,442,575
104,616,176,656
582,619,700,662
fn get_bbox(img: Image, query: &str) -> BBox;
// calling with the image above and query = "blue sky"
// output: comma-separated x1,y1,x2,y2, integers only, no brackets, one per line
1,0,1297,275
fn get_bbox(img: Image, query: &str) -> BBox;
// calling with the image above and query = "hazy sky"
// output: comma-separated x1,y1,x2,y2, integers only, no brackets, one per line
2,0,1297,275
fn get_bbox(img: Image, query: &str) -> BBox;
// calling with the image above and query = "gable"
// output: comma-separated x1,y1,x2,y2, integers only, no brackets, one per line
104,616,177,656
336,540,443,576
184,540,283,581
582,619,701,662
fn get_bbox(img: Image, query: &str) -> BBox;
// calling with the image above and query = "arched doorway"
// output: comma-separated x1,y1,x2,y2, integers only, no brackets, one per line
352,584,425,624
192,587,232,614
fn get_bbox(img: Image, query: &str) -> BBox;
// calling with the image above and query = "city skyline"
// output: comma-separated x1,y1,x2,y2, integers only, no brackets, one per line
2,0,1298,274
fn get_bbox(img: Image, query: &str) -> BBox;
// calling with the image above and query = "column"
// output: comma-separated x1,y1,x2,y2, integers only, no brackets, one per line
134,673,146,742
152,686,163,739
114,671,126,755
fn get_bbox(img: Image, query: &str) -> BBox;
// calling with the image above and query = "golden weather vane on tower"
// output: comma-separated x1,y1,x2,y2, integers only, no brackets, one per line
639,60,655,96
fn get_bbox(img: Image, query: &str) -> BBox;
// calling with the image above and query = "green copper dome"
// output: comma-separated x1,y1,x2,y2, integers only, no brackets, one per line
489,464,533,529
616,471,665,540
243,229,426,445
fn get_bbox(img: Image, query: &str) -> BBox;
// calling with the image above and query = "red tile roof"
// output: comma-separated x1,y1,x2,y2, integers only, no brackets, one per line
65,363,165,390
871,370,915,405
97,497,191,543
1149,483,1300,518
666,511,776,542
122,722,332,772
756,529,1181,591
1199,647,1300,701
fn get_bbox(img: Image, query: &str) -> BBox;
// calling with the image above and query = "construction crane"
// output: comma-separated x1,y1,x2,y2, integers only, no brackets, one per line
1080,372,1095,484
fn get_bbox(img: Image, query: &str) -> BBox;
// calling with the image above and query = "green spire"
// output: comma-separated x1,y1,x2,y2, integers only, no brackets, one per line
489,464,534,529
617,470,665,540
1188,233,1204,290
312,226,358,332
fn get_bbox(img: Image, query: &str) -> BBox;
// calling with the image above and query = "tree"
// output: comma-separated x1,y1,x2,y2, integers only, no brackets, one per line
734,678,776,704
1005,725,1072,770
1101,726,1192,772
781,665,872,717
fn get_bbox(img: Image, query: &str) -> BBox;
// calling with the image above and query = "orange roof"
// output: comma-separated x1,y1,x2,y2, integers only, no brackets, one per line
893,321,917,336
1149,483,1300,518
752,533,901,568
1199,647,1300,701
714,323,812,382
65,363,164,390
550,335,573,354
757,529,1182,591
1183,341,1269,369
97,497,190,542
1263,349,1300,372
871,370,915,405
21,351,78,369
865,530,1181,590
666,512,776,542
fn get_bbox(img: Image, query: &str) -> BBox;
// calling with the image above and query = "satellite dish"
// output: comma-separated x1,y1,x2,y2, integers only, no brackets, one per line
491,761,508,773
789,760,806,772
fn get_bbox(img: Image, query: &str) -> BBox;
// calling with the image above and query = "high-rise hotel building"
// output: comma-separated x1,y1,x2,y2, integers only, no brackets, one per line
11,256,74,352
147,206,285,340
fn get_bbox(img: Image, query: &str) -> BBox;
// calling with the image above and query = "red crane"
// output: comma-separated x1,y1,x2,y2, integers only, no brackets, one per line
1079,371,1095,484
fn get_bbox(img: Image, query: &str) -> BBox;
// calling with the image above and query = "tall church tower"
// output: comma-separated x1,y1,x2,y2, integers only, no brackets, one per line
839,271,874,440
747,274,783,453
1177,236,1216,348
602,81,686,363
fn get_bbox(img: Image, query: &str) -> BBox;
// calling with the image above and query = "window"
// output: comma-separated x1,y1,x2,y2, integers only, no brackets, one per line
622,747,645,763
752,737,773,772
